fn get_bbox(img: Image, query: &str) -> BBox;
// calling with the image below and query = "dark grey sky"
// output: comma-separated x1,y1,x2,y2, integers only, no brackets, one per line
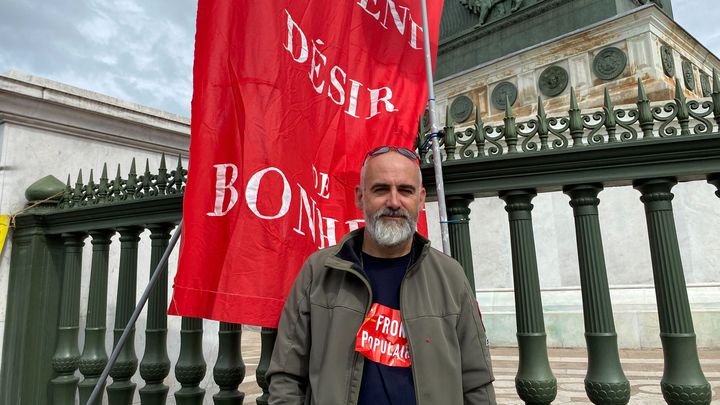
0,1,717,118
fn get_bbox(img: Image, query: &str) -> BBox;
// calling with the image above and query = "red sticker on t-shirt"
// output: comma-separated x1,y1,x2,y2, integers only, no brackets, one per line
355,303,411,368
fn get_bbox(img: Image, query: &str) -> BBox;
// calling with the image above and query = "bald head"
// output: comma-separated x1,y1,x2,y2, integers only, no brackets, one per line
355,150,425,257
359,151,422,189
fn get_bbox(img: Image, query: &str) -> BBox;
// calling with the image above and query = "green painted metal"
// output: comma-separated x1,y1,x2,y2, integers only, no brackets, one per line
499,190,557,405
255,327,277,405
422,76,720,164
0,219,64,405
633,178,711,405
174,317,207,405
213,323,246,405
140,223,174,405
568,88,584,147
712,70,720,129
78,229,114,405
49,232,87,405
25,174,65,203
444,103,458,161
563,184,630,404
535,98,550,150
636,79,654,139
504,97,518,153
674,78,690,136
446,194,476,291
603,88,618,143
107,226,143,405
421,134,720,200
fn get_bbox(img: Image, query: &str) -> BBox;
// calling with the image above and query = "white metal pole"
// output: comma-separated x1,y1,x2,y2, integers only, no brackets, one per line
419,0,451,255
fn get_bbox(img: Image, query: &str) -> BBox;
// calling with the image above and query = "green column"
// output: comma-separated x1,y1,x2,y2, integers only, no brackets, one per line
107,226,143,405
499,190,557,405
446,195,476,291
50,232,87,405
140,223,174,405
213,322,246,404
78,229,115,405
563,184,630,405
255,327,277,405
633,178,711,405
174,317,207,405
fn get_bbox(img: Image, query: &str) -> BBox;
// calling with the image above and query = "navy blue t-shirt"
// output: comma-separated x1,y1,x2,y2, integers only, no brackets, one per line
357,252,416,405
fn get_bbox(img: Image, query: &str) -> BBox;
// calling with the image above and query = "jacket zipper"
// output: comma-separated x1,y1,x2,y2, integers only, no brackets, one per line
338,264,373,405
400,258,423,405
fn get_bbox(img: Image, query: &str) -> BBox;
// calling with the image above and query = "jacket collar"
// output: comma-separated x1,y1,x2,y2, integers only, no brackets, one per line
325,227,431,272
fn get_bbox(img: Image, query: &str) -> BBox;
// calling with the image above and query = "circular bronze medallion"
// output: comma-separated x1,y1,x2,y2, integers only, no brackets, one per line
491,81,517,110
538,65,569,97
682,60,696,91
593,47,627,80
660,45,675,77
449,95,474,123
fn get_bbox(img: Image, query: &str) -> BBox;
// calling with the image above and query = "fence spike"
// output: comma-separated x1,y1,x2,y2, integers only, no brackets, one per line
157,154,168,195
474,103,485,157
504,95,518,153
174,155,186,193
603,88,617,143
674,77,690,136
569,88,584,147
98,163,109,203
712,69,720,129
86,169,96,203
61,174,72,208
142,158,152,195
636,79,653,138
444,103,456,160
126,158,138,200
73,169,84,205
536,96,549,150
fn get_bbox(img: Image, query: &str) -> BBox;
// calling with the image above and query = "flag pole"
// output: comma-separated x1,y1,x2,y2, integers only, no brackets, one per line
419,0,451,255
85,221,183,405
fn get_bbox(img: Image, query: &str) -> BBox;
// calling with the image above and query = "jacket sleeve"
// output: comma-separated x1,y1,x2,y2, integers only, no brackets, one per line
457,279,497,405
266,260,313,405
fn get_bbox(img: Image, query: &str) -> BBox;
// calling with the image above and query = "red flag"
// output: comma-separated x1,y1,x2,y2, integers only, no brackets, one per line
169,0,444,327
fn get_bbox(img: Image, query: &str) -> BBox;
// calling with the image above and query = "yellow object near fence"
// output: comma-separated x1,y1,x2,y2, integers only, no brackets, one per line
0,215,9,255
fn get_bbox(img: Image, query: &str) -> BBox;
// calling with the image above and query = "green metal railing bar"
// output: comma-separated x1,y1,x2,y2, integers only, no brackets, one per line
499,190,557,404
174,317,207,405
255,327,278,405
633,178,712,405
213,322,246,404
85,222,183,405
139,223,174,405
446,195,476,290
78,229,113,405
50,232,87,405
107,226,143,405
564,184,630,404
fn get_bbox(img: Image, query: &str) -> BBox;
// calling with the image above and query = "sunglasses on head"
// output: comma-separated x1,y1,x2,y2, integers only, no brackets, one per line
366,146,419,162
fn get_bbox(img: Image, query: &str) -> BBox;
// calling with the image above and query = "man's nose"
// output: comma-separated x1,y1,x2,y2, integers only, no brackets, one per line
386,189,401,209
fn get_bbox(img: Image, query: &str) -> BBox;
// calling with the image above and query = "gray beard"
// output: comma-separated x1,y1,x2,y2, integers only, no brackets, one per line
365,207,417,247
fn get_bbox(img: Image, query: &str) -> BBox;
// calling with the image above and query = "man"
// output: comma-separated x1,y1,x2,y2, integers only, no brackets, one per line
267,146,496,404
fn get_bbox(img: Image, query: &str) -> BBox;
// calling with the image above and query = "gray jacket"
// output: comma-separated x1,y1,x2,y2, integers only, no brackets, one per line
267,229,496,404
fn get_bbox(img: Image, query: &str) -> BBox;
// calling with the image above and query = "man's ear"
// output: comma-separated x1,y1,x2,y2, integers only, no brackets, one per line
355,185,363,209
419,186,426,205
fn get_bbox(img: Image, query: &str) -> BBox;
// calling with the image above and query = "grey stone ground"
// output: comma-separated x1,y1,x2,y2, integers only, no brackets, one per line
238,330,720,404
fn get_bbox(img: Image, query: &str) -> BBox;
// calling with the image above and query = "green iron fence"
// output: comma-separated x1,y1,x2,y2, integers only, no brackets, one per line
1,73,719,405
